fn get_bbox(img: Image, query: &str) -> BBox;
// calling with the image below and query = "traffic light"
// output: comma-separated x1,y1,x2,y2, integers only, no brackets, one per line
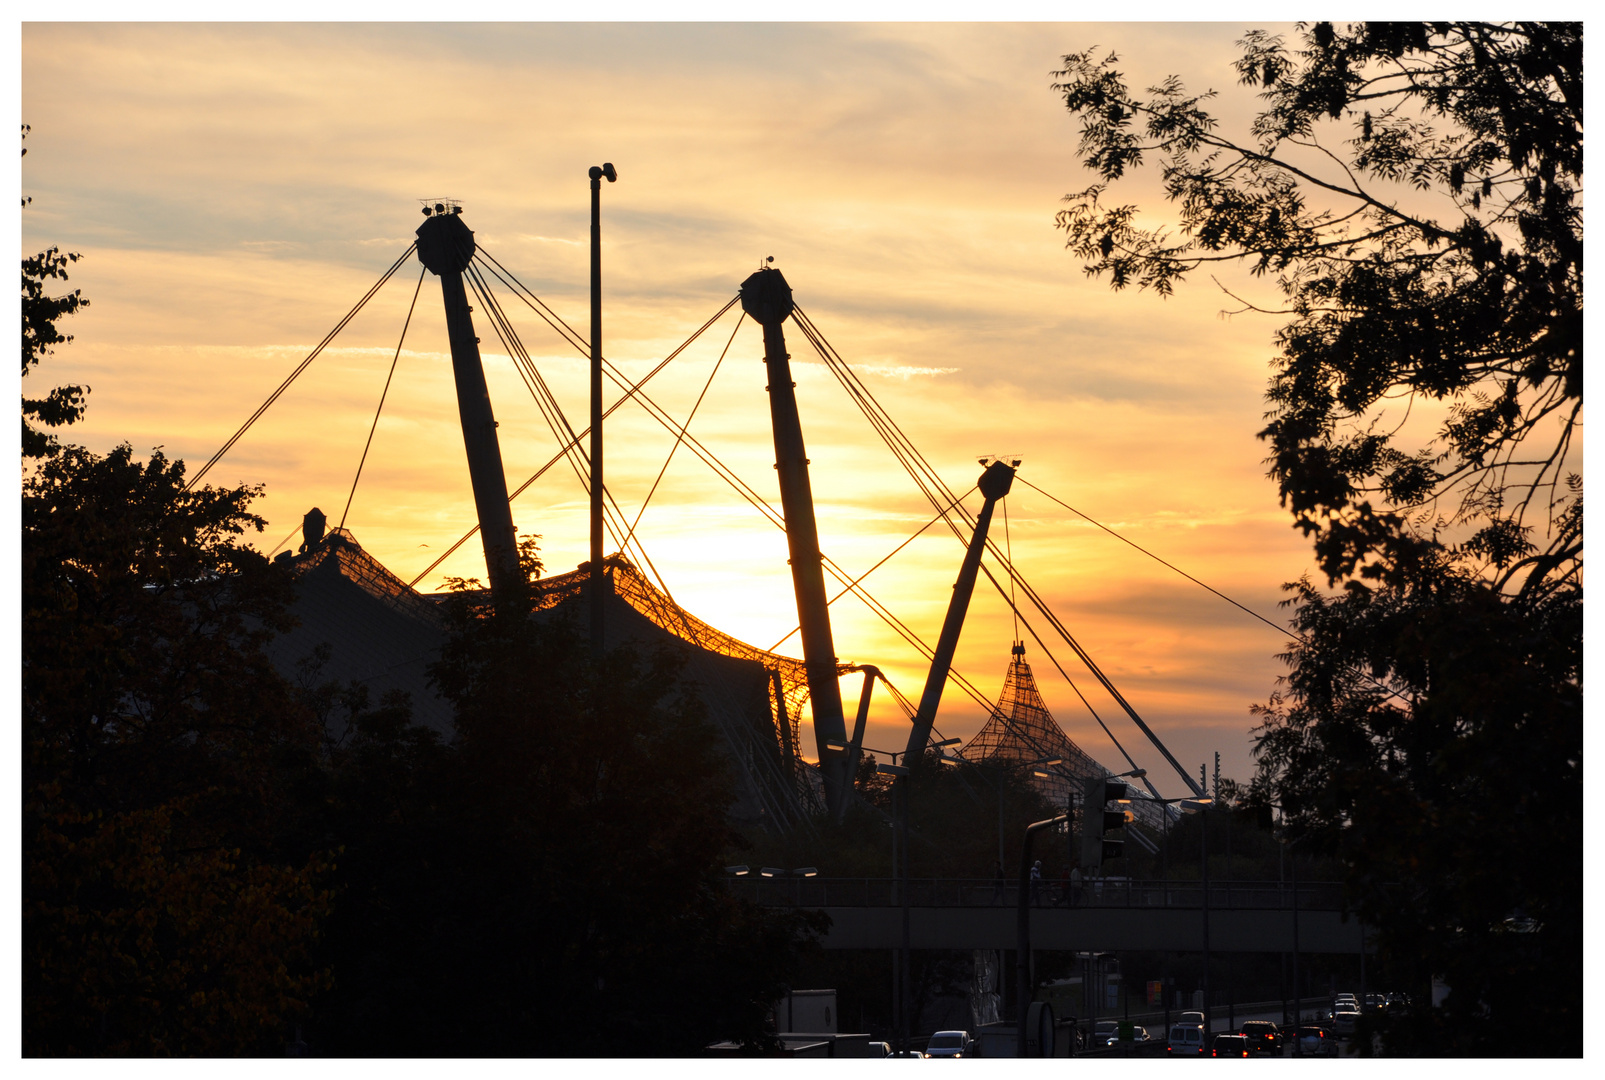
1080,776,1132,867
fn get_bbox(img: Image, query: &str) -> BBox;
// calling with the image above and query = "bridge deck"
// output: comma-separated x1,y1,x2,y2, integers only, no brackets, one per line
729,878,1371,954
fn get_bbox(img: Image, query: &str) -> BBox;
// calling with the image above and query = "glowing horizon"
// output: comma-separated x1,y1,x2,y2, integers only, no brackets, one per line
22,21,1321,789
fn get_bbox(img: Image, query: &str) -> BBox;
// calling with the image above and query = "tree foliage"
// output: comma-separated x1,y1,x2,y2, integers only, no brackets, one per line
21,440,823,1054
1251,553,1580,1054
20,126,820,1053
22,445,332,1055
302,588,827,1055
1053,23,1581,1055
1054,23,1580,591
22,125,90,459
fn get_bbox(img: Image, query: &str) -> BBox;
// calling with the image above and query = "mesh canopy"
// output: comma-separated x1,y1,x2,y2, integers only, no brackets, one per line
271,536,823,832
962,645,1110,809
962,645,1166,834
266,528,456,735
529,556,824,825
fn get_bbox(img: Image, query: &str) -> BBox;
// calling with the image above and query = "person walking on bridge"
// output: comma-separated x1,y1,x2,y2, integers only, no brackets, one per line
1031,860,1043,906
992,860,1006,905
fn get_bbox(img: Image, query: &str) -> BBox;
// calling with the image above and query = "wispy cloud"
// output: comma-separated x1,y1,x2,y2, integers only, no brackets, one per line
516,234,583,246
849,364,960,379
22,20,1312,781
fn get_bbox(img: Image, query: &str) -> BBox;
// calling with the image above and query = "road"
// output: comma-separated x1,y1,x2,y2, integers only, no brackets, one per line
1079,1001,1373,1058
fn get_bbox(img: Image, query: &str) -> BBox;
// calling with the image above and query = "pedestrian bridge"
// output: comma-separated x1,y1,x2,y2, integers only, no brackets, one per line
726,878,1372,955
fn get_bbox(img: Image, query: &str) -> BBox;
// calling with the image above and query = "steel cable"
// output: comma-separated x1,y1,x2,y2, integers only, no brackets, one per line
463,264,659,591
410,271,741,592
621,311,746,556
340,266,427,531
791,303,1199,793
186,243,417,491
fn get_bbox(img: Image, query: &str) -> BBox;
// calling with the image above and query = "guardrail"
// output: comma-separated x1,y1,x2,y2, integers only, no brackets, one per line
724,877,1345,911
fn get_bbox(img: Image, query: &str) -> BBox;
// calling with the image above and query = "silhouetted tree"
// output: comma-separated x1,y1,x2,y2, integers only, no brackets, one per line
306,586,826,1056
1053,23,1581,1055
22,445,331,1055
22,125,89,459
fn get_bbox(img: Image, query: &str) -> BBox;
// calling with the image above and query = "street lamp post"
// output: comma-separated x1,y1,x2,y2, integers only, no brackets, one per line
1147,792,1212,1034
1257,801,1305,1039
1201,800,1210,1032
1014,763,1146,1056
1016,811,1068,1057
877,760,910,1054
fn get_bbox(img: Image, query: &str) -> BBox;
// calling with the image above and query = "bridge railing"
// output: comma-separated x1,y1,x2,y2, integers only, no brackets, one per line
724,877,1345,911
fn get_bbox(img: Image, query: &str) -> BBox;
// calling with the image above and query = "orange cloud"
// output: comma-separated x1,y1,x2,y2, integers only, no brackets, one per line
24,21,1314,786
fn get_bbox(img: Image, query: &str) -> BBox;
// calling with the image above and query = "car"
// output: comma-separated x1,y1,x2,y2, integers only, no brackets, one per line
1167,1024,1206,1055
1238,1020,1280,1055
1097,1020,1149,1046
1178,1010,1206,1027
924,1030,970,1058
868,1042,892,1058
1293,1026,1339,1057
1329,1008,1360,1037
1363,994,1385,1013
1211,1034,1252,1057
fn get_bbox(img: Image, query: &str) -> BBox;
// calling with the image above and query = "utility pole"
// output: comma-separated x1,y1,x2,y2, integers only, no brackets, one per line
587,163,616,660
1200,762,1211,1033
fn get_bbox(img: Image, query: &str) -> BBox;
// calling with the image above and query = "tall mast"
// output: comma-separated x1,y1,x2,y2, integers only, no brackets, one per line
740,266,850,817
902,459,1017,762
415,206,520,596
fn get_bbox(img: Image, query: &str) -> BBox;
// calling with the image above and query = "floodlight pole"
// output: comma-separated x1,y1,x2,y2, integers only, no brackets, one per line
588,163,616,660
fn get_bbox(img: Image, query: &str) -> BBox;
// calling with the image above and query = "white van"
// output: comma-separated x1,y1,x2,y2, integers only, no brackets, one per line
1167,1024,1206,1056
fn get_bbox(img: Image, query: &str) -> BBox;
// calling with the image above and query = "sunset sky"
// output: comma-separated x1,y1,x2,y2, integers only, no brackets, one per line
22,19,1334,790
